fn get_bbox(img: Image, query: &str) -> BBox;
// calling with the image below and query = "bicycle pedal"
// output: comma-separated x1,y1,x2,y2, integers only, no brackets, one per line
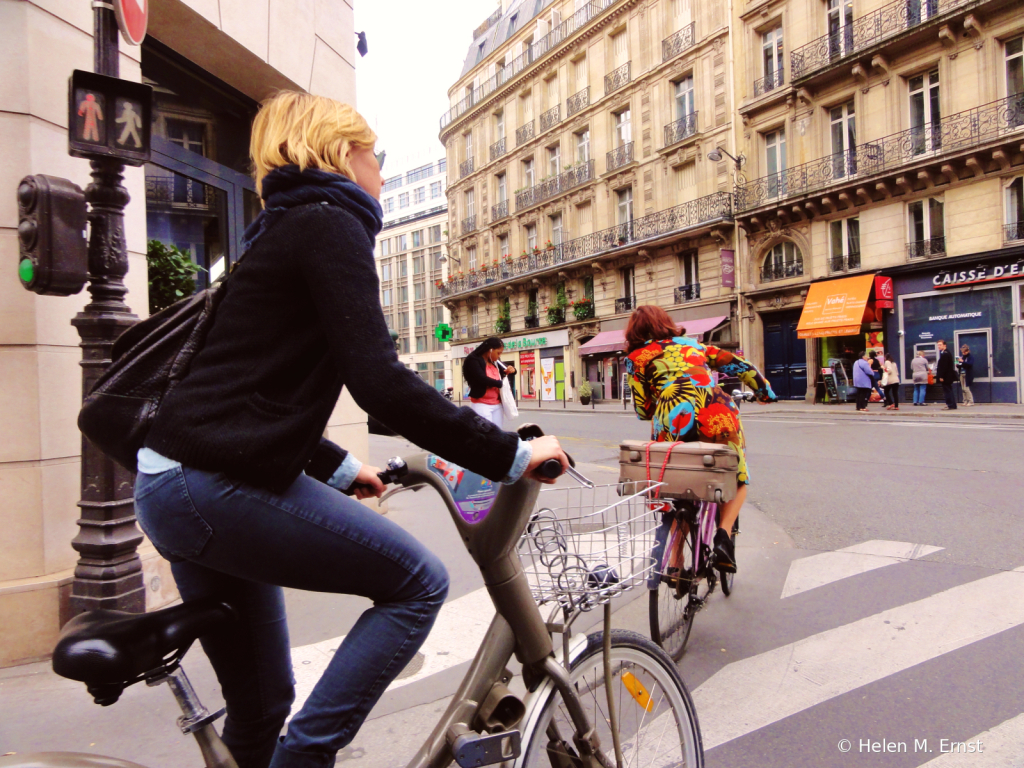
448,726,522,767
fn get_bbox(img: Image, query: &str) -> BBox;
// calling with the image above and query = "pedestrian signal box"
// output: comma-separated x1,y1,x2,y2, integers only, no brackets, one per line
68,70,152,166
17,175,88,296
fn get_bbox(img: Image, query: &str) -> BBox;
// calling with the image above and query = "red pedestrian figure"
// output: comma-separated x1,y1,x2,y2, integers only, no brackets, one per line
78,93,103,142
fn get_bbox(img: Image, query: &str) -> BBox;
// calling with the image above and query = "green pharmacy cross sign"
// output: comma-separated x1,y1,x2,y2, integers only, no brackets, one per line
434,323,454,342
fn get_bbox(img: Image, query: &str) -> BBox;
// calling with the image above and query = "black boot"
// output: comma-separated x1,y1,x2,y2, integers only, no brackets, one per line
714,528,737,573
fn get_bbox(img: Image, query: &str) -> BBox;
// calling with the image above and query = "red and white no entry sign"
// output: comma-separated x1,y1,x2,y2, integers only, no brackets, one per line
114,0,148,46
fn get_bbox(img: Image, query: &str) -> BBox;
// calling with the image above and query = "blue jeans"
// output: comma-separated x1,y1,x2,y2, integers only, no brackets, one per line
913,384,927,404
134,466,449,768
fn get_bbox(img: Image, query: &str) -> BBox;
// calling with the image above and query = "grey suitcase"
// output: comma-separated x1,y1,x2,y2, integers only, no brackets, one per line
619,440,739,504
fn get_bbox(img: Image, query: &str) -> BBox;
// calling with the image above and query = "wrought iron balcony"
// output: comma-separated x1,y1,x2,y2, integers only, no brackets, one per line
459,158,474,178
664,113,698,147
607,142,634,173
829,252,862,272
605,62,631,95
516,120,535,146
736,93,1024,213
760,260,805,282
790,0,974,81
145,175,210,210
438,192,733,299
662,22,696,62
1005,221,1024,242
490,137,506,162
540,105,561,132
673,284,701,303
491,199,509,221
567,87,590,117
461,215,477,235
615,296,637,314
907,237,946,260
753,69,785,98
524,315,540,329
514,160,595,212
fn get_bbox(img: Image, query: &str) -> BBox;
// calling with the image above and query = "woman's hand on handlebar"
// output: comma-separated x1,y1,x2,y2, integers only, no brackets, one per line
349,464,386,499
526,435,570,484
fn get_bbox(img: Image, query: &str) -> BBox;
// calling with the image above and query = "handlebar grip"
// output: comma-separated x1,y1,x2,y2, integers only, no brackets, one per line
539,459,564,479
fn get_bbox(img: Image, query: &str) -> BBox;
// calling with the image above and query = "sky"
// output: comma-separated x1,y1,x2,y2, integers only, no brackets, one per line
353,0,501,175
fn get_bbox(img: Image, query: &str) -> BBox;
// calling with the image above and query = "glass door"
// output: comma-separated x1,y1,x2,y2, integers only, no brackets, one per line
910,70,941,155
827,0,853,59
830,101,856,179
955,329,992,403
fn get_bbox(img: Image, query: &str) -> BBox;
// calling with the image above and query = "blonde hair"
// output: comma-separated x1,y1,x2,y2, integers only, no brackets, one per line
250,91,377,193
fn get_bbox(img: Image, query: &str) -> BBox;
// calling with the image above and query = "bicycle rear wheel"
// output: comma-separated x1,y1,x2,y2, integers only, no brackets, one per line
719,516,738,597
520,629,704,768
650,522,707,660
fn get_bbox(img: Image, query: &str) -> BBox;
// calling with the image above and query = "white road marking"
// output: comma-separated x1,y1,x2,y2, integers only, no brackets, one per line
689,566,1024,751
289,587,495,716
919,712,1024,766
781,540,944,599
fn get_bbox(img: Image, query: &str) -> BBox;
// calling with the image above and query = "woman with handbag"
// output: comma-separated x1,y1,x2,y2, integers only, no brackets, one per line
129,93,568,768
882,353,900,410
911,350,930,405
463,337,510,427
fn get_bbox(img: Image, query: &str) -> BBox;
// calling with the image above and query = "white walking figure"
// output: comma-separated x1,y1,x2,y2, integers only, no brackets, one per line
116,101,142,148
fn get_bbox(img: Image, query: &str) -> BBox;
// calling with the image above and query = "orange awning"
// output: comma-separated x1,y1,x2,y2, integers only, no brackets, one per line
797,274,875,339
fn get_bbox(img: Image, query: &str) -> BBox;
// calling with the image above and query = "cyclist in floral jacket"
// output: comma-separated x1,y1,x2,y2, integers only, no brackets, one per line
624,305,776,570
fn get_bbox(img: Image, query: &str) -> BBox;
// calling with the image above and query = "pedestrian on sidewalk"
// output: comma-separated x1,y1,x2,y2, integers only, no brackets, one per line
853,352,875,412
131,92,569,768
882,353,900,410
911,351,930,405
868,351,885,402
936,339,958,410
959,344,975,406
464,337,510,427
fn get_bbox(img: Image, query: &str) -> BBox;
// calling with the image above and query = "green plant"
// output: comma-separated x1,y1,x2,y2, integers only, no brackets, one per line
554,284,569,309
577,380,593,398
527,300,538,317
571,297,594,320
147,239,204,314
546,304,565,325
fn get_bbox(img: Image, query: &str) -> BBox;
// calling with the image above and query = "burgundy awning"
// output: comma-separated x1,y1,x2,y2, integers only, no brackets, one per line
578,315,728,356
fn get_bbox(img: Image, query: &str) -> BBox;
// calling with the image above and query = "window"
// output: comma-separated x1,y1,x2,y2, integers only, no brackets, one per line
431,246,444,270
583,275,594,301
674,160,696,203
1007,177,1024,241
471,306,479,331
384,314,393,330
467,246,477,271
621,266,636,299
497,172,507,202
829,217,861,271
520,91,533,121
438,158,447,173
495,110,505,140
909,70,941,155
398,234,408,251
611,29,628,67
399,311,409,328
617,187,634,225
432,306,445,324
498,234,510,258
762,26,784,88
550,213,564,245
548,144,561,176
679,250,699,286
406,163,433,183
383,198,395,213
546,76,559,109
526,224,537,251
429,225,442,243
576,201,592,233
506,12,519,39
674,76,695,120
574,56,588,90
614,110,632,145
906,0,939,26
576,129,590,163
414,282,425,300
827,0,853,58
381,239,391,257
464,131,473,162
412,230,422,248
523,158,535,188
464,189,475,218
398,192,410,208
400,259,408,278
669,0,692,28
382,175,403,193
381,261,392,280
401,337,410,354
382,288,393,306
415,309,426,326
412,254,424,274
762,241,803,280
765,129,787,197
399,285,409,303
829,100,856,179
907,198,945,258
413,187,425,204
430,181,443,198
1008,37,1024,97
416,336,427,353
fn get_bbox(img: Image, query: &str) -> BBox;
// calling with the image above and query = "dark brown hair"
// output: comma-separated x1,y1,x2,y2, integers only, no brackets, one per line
626,305,682,352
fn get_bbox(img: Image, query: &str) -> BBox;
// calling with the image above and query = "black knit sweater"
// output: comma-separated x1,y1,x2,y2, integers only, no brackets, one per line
146,202,519,492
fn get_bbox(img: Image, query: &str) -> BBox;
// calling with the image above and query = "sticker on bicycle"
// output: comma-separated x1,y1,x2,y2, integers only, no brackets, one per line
426,456,498,523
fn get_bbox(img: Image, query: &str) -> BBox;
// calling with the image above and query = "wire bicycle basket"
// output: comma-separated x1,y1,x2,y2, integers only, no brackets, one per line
520,481,663,611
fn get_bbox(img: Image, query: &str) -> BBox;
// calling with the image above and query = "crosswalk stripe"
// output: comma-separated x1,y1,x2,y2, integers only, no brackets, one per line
691,567,1024,751
781,540,944,599
918,712,1024,766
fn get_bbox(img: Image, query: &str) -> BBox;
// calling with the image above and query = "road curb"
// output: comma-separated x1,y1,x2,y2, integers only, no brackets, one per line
505,405,1024,420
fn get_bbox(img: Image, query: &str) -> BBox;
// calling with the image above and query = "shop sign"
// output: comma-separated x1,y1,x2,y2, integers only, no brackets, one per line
540,358,556,400
519,351,535,365
932,260,1024,288
875,276,894,309
720,249,735,288
927,311,982,322
450,329,569,359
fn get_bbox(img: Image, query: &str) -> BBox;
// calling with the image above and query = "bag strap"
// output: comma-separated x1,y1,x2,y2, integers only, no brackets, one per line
645,441,680,501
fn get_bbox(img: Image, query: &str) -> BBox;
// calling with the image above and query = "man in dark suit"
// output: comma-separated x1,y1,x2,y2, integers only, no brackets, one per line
935,339,958,410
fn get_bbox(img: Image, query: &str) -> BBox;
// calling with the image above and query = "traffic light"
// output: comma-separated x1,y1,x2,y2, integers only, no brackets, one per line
17,175,88,296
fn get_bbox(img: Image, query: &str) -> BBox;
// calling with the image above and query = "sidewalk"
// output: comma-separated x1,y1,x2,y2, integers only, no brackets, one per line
492,398,1024,419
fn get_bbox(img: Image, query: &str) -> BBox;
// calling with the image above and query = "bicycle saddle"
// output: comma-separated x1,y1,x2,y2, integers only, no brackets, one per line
52,597,235,705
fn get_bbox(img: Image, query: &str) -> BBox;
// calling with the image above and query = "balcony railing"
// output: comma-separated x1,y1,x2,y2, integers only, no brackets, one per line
615,296,637,314
605,62,631,95
737,93,1024,213
540,105,562,132
440,0,619,130
439,192,733,298
490,137,506,162
491,199,509,221
753,69,785,98
907,237,946,260
791,0,975,80
516,120,535,146
461,215,477,235
829,252,862,272
1005,221,1024,242
607,142,634,173
662,22,696,62
673,284,701,303
525,315,540,329
664,113,699,147
567,87,590,117
145,176,210,210
515,160,595,212
761,260,805,282
459,158,474,178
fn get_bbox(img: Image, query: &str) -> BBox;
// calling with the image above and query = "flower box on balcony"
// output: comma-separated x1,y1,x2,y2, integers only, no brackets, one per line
571,298,595,321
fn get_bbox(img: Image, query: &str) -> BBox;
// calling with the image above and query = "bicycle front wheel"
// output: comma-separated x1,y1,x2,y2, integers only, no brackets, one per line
521,630,704,768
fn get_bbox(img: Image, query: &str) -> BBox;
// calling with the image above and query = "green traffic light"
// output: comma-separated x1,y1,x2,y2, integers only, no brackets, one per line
18,258,35,285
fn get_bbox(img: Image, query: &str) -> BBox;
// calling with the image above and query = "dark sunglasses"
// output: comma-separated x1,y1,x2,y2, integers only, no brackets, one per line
375,150,386,171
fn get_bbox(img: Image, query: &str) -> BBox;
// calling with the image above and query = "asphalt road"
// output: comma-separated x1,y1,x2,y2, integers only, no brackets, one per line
2,409,1022,767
